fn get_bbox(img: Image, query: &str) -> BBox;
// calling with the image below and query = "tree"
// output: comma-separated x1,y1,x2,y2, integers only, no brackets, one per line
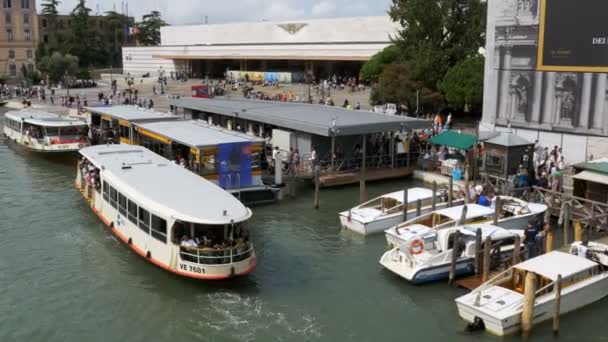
375,63,442,115
70,0,103,67
360,45,401,82
39,52,79,86
438,54,484,112
39,0,62,58
104,11,135,66
137,11,168,46
389,0,486,91
41,0,60,16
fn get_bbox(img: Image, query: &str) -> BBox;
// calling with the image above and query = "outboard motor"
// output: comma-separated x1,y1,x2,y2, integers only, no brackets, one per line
465,317,485,333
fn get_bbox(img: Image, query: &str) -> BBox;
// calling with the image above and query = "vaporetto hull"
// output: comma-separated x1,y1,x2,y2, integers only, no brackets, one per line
75,178,256,280
456,273,608,336
4,127,86,153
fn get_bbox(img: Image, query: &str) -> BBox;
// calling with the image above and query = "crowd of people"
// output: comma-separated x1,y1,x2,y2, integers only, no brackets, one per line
178,226,251,264
78,157,101,192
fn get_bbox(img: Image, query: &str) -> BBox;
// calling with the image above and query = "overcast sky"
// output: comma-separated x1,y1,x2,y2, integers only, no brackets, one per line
55,0,392,25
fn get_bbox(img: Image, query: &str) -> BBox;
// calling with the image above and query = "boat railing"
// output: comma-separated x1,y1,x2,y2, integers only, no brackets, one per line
179,244,253,265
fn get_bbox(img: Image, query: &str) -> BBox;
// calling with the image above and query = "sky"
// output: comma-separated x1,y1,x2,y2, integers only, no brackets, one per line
55,0,392,25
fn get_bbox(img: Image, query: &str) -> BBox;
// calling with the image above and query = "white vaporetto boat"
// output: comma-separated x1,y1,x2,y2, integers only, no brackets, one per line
3,109,88,152
379,224,523,284
338,187,463,235
75,144,256,280
455,241,608,336
385,198,547,248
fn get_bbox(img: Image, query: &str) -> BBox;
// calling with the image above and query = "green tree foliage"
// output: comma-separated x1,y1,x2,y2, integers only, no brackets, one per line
438,55,484,112
70,0,104,67
38,52,79,86
360,45,401,81
104,10,135,66
41,0,60,15
137,11,167,46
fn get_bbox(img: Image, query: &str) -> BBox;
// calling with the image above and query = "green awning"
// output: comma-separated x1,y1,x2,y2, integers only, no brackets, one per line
429,131,478,150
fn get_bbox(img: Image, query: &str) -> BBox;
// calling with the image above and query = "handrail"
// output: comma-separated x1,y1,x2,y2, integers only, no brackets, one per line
179,244,253,265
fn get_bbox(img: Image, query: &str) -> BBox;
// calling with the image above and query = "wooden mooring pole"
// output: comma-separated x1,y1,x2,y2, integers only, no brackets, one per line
574,220,583,242
474,228,482,275
493,196,501,225
545,228,554,253
314,165,320,209
416,199,422,218
522,272,537,338
482,235,491,282
448,177,453,207
432,181,437,211
402,187,409,221
458,205,468,225
553,274,563,336
359,135,367,203
512,235,521,265
563,204,571,246
448,232,460,286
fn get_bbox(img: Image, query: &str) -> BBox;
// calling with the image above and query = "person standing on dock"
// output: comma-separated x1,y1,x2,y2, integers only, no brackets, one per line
524,219,540,259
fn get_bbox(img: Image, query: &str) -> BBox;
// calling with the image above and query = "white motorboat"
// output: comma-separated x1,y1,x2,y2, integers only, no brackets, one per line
385,197,547,248
338,187,463,235
3,109,88,153
380,224,524,284
75,144,256,280
455,241,608,336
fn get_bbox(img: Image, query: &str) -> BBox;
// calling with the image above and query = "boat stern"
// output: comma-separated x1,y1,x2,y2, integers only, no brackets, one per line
379,248,416,281
455,286,523,336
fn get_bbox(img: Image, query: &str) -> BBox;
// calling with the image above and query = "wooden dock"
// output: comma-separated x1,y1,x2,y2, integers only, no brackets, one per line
454,272,500,290
319,167,413,187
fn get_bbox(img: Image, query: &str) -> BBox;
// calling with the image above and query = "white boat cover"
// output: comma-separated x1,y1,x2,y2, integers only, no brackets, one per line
435,204,495,221
515,251,597,281
382,187,434,203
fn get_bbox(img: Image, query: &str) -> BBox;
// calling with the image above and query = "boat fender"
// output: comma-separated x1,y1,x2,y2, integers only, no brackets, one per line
78,143,84,148
465,317,485,333
146,251,151,259
128,238,132,245
347,210,352,223
409,239,425,255
109,221,114,228
230,266,235,277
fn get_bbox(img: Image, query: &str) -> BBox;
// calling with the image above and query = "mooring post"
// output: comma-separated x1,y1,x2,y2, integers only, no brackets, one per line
464,163,470,205
553,274,562,336
448,177,453,207
360,135,367,203
582,223,590,246
563,204,571,246
545,228,554,253
522,272,537,338
513,235,521,264
493,196,501,225
474,228,482,275
402,187,409,221
416,199,422,218
458,205,468,225
574,220,583,242
314,165,320,209
432,181,437,211
448,232,460,286
482,235,491,282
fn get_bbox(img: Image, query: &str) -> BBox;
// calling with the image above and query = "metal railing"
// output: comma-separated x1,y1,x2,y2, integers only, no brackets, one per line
179,244,253,265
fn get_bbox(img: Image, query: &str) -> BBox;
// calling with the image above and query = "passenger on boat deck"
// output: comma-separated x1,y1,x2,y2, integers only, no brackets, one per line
180,235,197,248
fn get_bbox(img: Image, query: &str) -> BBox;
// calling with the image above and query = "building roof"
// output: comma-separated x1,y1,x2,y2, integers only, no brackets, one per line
572,170,608,186
135,120,265,149
80,144,251,224
85,105,180,123
161,16,398,47
429,130,478,150
484,132,533,147
436,204,495,220
573,158,608,175
172,98,430,137
515,251,597,281
6,110,87,127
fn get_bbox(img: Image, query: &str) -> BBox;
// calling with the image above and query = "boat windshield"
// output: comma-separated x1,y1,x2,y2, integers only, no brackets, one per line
173,221,253,265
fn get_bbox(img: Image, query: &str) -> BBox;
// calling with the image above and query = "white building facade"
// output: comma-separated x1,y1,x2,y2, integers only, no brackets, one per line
122,16,398,80
481,0,608,163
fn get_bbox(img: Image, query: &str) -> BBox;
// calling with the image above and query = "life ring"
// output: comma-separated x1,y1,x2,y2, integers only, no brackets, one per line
409,239,425,255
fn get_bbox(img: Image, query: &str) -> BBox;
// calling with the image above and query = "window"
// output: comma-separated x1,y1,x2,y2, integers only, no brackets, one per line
23,14,29,25
151,215,167,243
9,64,16,76
3,0,11,9
24,29,31,41
8,49,14,58
109,186,118,209
5,12,10,24
119,125,129,139
118,193,127,215
26,49,32,58
27,64,33,73
138,207,150,233
21,0,28,9
127,199,138,224
42,18,47,28
45,127,59,136
6,29,13,41
103,182,109,201
43,35,48,43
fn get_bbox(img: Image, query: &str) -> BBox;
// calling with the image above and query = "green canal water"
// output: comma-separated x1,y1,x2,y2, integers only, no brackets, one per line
1,112,606,342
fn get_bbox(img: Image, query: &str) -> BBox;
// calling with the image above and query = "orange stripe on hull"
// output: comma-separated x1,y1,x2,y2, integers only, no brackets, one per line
76,182,257,280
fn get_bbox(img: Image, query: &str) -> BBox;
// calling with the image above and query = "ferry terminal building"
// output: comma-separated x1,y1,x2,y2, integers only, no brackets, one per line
122,16,398,80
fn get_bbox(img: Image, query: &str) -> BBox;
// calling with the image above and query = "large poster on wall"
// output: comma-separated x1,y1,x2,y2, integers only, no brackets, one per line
537,0,608,72
218,142,253,189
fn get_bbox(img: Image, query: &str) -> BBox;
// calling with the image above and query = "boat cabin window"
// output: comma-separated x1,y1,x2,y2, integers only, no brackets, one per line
4,117,21,131
151,214,167,243
119,125,130,140
102,181,109,201
138,208,150,233
127,199,137,224
59,126,84,136
22,124,44,139
118,193,127,215
45,127,59,136
109,186,118,209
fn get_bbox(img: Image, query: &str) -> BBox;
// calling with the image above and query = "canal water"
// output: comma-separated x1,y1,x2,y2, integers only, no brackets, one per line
1,111,607,342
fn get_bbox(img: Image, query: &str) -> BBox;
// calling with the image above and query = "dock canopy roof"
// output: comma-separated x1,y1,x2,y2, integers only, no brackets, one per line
171,98,430,137
6,110,87,127
85,105,180,123
429,131,478,150
573,158,608,175
484,133,533,147
515,251,597,281
135,120,265,149
572,170,608,186
80,144,252,224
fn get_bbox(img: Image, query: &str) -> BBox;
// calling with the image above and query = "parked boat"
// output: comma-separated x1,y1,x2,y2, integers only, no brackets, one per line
3,109,88,153
338,187,463,235
385,197,547,248
379,224,524,284
75,144,256,280
455,241,608,336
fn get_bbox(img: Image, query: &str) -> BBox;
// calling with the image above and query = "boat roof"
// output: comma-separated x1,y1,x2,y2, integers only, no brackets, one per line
435,204,495,220
515,251,597,281
459,224,520,240
135,120,265,149
80,144,251,224
382,187,434,203
5,110,87,127
85,105,180,122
